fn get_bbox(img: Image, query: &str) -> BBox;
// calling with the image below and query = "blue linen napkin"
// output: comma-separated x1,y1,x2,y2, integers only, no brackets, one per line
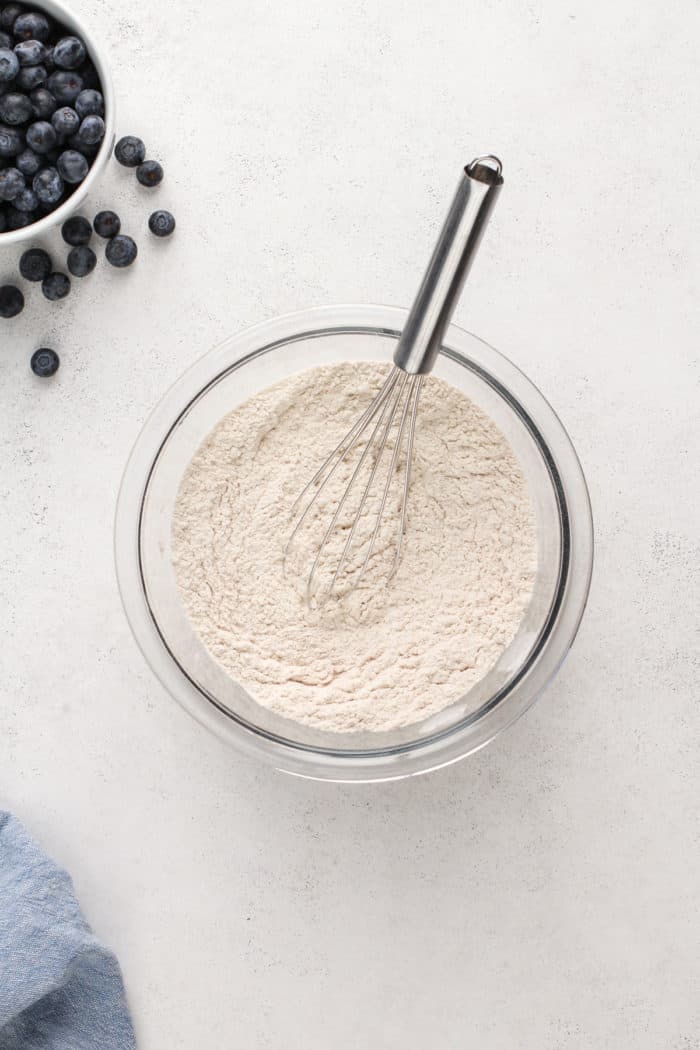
0,811,136,1050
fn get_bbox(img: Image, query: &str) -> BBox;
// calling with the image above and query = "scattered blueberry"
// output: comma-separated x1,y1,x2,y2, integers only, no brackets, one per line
0,46,19,81
148,209,175,237
136,159,162,187
12,186,37,211
16,145,40,174
0,283,24,317
29,85,55,118
26,118,56,151
114,134,144,168
14,38,45,65
41,270,70,300
0,165,24,200
93,208,119,237
61,213,90,244
51,103,78,136
31,347,60,376
53,35,85,70
19,245,51,280
56,148,87,183
13,12,51,43
46,69,82,103
15,62,46,90
74,87,102,118
32,164,62,203
0,90,33,124
75,112,103,145
67,242,95,276
105,233,137,268
0,122,22,155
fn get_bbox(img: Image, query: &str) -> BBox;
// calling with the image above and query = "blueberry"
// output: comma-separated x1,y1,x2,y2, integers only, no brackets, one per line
16,146,39,174
5,203,33,227
46,70,82,104
75,113,103,147
29,85,54,118
114,134,144,168
41,270,70,300
32,164,62,203
0,283,23,317
74,88,102,118
93,208,119,237
0,31,11,49
0,92,33,125
15,62,44,90
136,159,162,187
105,233,137,268
12,185,36,210
41,43,53,70
51,104,78,137
0,164,23,199
52,35,85,70
26,119,55,152
0,121,22,155
0,45,18,81
14,37,44,64
13,12,51,43
0,5,23,32
148,209,175,237
61,213,90,244
31,347,59,376
19,245,51,279
56,148,86,183
67,242,95,276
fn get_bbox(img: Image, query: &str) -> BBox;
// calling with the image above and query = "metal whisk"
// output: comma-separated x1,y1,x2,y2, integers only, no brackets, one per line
288,156,504,607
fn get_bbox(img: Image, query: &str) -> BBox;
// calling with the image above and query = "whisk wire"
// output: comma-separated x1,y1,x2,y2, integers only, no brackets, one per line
305,368,405,605
287,365,428,606
285,367,400,561
331,372,416,599
391,374,423,578
327,371,410,598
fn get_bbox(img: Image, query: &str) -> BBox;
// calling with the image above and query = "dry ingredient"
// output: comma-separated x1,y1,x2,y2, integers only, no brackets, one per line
171,361,537,733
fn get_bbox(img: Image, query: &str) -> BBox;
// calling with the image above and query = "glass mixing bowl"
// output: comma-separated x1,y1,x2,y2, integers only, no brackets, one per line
115,305,593,782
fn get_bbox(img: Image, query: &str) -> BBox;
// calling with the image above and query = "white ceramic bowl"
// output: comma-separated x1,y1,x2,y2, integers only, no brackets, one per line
0,0,115,246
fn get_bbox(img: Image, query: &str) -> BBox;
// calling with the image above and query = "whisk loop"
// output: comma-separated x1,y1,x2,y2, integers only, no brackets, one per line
285,366,423,607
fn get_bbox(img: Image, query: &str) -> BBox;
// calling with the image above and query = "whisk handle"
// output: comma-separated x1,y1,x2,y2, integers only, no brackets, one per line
393,156,503,376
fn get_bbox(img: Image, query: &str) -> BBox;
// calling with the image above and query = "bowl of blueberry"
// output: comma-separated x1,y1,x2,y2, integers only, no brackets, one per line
0,0,114,243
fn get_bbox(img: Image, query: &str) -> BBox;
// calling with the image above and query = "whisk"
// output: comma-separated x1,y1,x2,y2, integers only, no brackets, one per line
287,155,504,606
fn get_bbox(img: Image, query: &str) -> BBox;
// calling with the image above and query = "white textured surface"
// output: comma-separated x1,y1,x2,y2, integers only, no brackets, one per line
1,0,698,1046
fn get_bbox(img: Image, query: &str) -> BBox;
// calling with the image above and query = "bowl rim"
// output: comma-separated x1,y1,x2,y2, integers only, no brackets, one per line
0,0,115,246
115,304,594,782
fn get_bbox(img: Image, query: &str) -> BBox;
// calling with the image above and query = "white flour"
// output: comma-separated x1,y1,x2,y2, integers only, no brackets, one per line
171,362,537,732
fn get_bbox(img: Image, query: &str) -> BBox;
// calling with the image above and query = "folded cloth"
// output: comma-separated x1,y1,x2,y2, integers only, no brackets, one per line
0,812,136,1050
